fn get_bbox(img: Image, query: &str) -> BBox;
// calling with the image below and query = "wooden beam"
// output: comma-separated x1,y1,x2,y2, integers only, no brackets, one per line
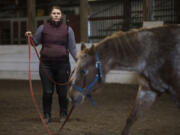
89,16,123,21
27,0,36,33
80,0,88,42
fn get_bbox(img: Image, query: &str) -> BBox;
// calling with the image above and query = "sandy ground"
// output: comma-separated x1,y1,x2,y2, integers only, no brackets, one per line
0,80,180,135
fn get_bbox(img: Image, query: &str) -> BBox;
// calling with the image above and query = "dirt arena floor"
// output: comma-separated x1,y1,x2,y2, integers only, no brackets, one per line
0,80,180,135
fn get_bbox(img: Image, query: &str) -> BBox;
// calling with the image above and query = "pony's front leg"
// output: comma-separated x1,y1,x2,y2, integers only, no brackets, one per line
121,85,157,135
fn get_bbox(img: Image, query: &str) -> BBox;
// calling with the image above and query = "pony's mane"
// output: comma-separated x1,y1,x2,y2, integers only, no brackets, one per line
77,27,147,58
94,27,145,48
78,24,176,58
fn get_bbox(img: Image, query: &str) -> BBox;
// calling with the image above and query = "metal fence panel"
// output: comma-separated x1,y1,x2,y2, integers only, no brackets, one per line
88,0,177,43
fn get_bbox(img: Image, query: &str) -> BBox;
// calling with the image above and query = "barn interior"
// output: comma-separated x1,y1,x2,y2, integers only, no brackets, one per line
0,1,180,135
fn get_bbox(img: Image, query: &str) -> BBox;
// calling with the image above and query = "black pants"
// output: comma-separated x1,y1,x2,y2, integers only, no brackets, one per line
39,61,70,116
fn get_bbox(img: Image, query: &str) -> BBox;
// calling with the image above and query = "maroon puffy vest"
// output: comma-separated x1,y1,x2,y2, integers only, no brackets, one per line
40,21,68,61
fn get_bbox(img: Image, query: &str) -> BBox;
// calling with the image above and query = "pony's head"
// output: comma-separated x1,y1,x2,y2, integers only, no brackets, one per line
69,43,104,105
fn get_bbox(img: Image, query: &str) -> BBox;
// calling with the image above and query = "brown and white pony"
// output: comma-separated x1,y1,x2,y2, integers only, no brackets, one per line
69,25,180,135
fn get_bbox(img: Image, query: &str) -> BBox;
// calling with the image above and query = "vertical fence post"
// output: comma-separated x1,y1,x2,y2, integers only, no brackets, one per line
27,0,36,34
174,0,180,23
80,0,89,42
123,0,131,31
143,0,153,21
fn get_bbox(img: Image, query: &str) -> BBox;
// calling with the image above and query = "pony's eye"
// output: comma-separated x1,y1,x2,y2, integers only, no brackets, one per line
81,69,88,75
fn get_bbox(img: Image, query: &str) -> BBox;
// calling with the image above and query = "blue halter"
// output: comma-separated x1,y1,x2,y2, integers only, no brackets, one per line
73,52,104,105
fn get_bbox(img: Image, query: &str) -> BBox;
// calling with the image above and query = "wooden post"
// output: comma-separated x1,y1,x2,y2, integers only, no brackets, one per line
143,0,153,21
174,0,180,23
80,0,88,42
123,0,131,31
27,0,36,33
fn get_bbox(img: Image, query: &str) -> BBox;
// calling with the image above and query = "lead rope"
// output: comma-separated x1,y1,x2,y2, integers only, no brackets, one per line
57,105,75,133
28,36,56,135
27,36,75,135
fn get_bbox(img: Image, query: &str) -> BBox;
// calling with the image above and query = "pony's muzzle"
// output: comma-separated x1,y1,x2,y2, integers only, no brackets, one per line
71,93,85,105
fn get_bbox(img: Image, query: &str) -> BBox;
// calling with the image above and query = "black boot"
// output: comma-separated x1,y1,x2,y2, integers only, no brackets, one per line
60,112,67,122
59,101,68,122
43,94,52,123
44,113,51,123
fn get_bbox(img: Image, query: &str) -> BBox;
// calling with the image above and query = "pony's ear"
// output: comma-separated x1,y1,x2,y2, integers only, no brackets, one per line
81,43,86,51
88,44,95,55
91,44,95,50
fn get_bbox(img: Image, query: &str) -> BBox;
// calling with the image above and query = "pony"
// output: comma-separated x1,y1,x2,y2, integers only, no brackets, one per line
69,24,180,135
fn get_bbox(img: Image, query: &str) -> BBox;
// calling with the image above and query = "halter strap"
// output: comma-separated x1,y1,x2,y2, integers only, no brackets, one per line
72,52,104,105
96,53,104,82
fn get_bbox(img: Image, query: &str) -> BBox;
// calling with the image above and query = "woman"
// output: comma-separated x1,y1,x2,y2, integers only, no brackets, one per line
25,6,77,123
